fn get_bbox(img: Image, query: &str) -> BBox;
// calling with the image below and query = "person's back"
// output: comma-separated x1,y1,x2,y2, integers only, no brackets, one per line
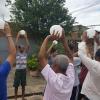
42,63,74,100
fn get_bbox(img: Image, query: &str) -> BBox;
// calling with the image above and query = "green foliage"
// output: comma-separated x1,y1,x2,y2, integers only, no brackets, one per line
27,55,38,71
56,42,65,54
7,0,74,37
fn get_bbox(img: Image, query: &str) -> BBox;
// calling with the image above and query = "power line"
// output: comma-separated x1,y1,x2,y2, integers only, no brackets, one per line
86,24,100,27
70,1,100,13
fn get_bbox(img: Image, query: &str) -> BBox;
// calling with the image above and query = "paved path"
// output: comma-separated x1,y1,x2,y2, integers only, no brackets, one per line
7,68,46,100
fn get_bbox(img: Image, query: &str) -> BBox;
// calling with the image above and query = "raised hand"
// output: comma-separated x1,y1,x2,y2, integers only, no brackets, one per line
81,31,88,42
47,34,59,42
60,28,66,42
4,22,11,35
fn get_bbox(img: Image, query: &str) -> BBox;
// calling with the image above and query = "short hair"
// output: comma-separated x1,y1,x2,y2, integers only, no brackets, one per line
53,54,69,73
50,47,57,54
95,49,100,58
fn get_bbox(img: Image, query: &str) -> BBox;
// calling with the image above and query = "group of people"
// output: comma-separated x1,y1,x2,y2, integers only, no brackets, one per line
0,22,100,100
38,26,100,100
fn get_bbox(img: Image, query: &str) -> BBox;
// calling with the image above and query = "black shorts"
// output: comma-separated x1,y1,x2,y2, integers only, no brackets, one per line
13,69,26,87
70,85,79,100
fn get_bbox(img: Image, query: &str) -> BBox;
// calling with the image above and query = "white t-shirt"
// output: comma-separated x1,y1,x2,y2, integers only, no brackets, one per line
41,63,75,100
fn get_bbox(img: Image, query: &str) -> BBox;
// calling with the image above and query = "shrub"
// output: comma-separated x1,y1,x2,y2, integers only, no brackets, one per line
27,55,38,71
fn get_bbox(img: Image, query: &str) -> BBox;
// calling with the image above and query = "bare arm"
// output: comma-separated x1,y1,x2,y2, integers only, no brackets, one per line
73,52,78,57
38,36,50,70
4,23,16,66
79,51,100,76
24,33,30,53
61,31,73,63
15,33,20,50
38,34,58,70
16,33,20,44
47,43,55,56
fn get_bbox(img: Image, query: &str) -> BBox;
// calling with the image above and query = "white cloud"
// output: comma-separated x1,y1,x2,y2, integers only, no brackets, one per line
65,0,100,26
0,0,6,5
0,0,10,21
0,0,100,26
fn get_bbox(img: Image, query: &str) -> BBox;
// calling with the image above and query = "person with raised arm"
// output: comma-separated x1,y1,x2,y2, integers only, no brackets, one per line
38,29,75,100
0,22,16,100
13,30,30,100
78,29,100,100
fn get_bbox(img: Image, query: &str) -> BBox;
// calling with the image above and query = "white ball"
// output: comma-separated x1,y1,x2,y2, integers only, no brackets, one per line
50,25,63,38
0,19,5,29
19,30,26,35
86,29,96,38
53,40,58,45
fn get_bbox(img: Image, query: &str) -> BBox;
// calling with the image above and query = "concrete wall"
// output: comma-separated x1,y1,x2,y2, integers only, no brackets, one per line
0,37,39,61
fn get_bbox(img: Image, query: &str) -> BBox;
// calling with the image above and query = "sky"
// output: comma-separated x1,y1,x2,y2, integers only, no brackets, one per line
0,0,100,26
65,0,100,26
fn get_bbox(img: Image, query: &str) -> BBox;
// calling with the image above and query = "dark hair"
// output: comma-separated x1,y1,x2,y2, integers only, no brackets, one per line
18,45,24,49
95,49,100,58
68,43,74,51
50,47,57,54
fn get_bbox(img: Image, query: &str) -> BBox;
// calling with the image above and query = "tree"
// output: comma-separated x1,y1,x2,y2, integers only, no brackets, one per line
7,0,75,38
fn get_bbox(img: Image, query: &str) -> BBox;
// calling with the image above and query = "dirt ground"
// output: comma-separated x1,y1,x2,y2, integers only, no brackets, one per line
7,68,46,100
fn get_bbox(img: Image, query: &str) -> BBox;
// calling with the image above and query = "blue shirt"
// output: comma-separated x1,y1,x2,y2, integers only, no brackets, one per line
0,61,11,100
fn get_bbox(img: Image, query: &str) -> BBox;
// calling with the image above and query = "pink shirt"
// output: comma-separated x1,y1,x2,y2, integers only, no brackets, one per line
41,63,75,100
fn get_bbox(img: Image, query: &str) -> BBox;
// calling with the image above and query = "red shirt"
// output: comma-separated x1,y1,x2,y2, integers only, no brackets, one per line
79,64,88,85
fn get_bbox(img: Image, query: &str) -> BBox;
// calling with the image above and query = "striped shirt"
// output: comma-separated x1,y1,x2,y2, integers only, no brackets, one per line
16,52,27,69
